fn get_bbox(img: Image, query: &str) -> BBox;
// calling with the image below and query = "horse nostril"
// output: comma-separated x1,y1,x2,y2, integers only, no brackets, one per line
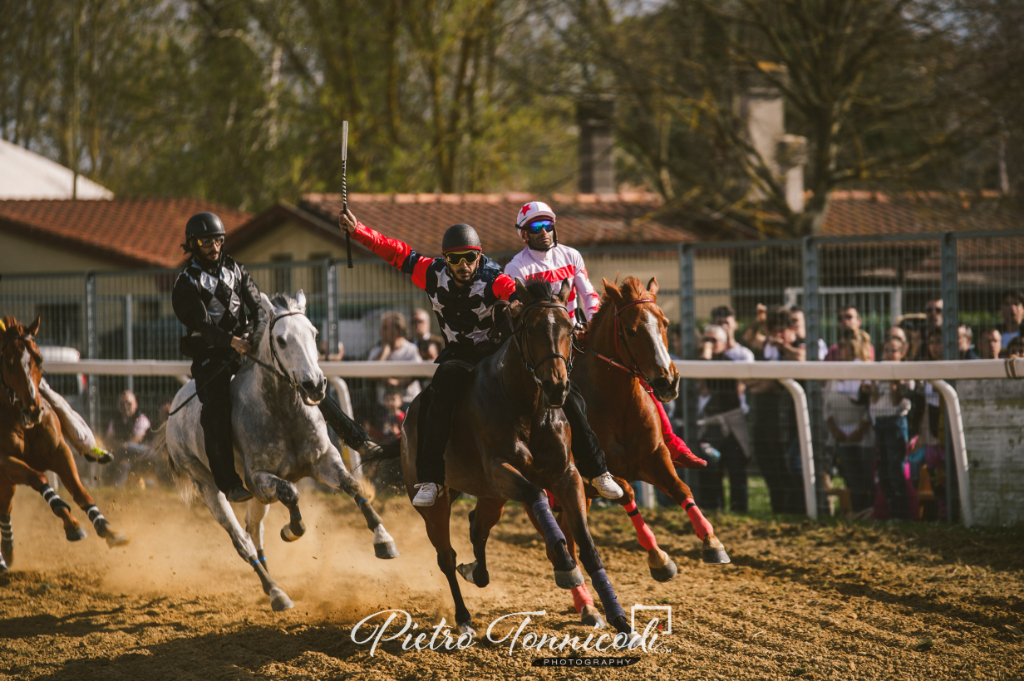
301,380,319,394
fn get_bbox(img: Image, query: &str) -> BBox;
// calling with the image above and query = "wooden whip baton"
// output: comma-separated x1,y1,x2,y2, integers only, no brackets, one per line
342,120,352,268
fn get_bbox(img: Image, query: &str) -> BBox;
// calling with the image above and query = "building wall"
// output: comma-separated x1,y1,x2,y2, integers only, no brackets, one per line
233,221,347,264
0,230,117,273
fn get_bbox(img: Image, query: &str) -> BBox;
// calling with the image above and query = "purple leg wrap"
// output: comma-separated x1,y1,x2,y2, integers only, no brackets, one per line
589,568,625,622
530,497,566,547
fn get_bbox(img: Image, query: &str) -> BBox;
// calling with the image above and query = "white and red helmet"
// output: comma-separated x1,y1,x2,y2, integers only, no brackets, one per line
515,201,556,230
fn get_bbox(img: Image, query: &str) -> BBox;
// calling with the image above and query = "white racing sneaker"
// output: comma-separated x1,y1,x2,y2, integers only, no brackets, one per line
585,473,624,500
412,482,441,507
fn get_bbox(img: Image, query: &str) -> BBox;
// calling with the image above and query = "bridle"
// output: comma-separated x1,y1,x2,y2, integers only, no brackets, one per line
576,298,659,394
249,310,322,406
500,299,573,388
0,331,40,411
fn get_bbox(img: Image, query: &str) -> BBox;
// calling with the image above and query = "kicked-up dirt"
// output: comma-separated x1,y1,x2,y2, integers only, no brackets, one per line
0,487,1021,680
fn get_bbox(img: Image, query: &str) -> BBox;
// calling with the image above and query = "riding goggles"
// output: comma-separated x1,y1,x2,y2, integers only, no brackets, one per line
444,250,480,266
196,236,225,247
526,219,555,234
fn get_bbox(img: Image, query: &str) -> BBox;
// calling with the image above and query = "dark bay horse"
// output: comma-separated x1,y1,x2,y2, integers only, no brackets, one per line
382,279,635,637
526,277,730,627
0,316,128,573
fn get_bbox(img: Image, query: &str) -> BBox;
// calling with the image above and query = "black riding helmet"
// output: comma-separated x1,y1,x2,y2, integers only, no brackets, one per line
441,223,481,254
185,212,226,241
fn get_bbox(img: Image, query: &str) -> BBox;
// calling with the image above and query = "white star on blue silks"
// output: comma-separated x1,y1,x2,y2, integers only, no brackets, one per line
429,292,444,314
469,279,487,298
442,323,459,343
471,301,489,320
466,326,491,344
436,266,451,291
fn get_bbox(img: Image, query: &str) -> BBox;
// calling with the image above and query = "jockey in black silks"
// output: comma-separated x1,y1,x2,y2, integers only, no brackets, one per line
172,212,376,503
339,208,623,507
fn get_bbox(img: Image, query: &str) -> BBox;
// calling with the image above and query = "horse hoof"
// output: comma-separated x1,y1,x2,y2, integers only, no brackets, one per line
649,556,678,582
554,567,585,589
269,588,294,612
1,539,12,566
105,533,130,548
702,535,731,564
456,561,477,585
280,525,301,543
580,605,606,629
457,621,477,638
373,541,399,560
610,615,633,636
65,526,87,542
0,563,7,574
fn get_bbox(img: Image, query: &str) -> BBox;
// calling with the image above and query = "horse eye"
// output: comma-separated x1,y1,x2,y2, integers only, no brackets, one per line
625,328,637,338
277,337,287,347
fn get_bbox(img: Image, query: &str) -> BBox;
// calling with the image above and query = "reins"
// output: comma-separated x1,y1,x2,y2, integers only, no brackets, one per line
495,298,573,390
575,298,658,395
0,331,39,410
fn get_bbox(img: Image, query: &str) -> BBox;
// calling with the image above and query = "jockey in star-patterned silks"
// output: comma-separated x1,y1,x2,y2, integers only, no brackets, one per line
339,207,624,507
504,201,705,469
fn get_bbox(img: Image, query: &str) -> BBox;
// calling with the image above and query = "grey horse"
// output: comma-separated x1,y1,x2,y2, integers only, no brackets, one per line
156,291,398,611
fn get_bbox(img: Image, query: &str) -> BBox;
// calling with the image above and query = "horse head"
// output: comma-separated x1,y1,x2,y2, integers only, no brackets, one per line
601,276,680,402
511,277,574,408
0,315,44,426
258,291,328,405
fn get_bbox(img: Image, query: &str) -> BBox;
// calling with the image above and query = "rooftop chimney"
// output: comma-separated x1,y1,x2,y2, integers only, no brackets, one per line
577,98,615,194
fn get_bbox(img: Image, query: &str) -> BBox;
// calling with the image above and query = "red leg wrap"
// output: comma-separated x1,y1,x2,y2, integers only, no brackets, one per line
545,489,559,511
684,500,714,540
623,500,658,551
651,395,705,468
571,584,594,613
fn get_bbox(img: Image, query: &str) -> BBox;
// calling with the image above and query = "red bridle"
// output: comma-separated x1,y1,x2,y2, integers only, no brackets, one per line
577,298,659,394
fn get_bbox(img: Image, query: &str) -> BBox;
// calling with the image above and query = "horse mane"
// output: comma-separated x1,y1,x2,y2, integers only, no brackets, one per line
520,276,558,303
270,293,299,310
1,316,24,337
589,276,647,330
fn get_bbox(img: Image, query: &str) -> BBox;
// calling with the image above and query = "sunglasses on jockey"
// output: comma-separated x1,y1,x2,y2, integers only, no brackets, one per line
526,219,555,234
196,236,224,247
444,249,481,266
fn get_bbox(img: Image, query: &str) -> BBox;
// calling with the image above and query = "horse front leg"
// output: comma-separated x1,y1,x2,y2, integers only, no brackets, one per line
415,489,476,636
50,441,128,548
614,474,677,582
552,470,633,637
456,497,505,588
0,478,13,571
245,499,270,572
249,471,305,543
195,476,293,612
642,443,730,564
0,454,83,541
313,450,398,559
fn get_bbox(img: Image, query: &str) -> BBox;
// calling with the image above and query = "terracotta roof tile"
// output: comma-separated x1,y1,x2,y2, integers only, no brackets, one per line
0,198,252,268
299,192,698,255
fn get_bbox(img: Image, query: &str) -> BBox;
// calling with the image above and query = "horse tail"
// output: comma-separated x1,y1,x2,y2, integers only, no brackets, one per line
149,424,198,506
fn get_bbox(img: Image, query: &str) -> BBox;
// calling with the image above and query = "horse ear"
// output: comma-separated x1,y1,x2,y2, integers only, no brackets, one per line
602,278,622,307
27,315,40,336
294,290,307,312
514,277,531,304
647,276,659,298
557,278,572,305
260,292,276,317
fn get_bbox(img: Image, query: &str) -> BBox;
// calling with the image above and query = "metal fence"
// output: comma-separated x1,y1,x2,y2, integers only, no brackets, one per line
3,230,1023,522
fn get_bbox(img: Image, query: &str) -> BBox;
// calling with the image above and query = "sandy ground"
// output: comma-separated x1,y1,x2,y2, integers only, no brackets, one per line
0,486,1022,680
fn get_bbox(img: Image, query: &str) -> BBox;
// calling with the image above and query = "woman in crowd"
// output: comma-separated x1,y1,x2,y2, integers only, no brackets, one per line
823,329,874,514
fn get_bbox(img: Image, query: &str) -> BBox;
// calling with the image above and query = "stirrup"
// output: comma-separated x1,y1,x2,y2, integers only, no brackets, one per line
412,482,441,507
585,473,623,500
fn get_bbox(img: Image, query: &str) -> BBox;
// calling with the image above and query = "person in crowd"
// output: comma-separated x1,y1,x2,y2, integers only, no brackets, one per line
105,390,152,487
824,330,874,514
980,327,1002,359
922,327,944,361
695,324,753,513
788,306,829,360
710,305,754,416
1006,336,1024,358
368,311,422,405
826,306,875,361
870,336,912,521
924,297,943,332
320,339,345,361
412,308,444,361
377,385,406,441
748,306,805,514
1000,290,1024,349
958,324,979,360
740,303,768,354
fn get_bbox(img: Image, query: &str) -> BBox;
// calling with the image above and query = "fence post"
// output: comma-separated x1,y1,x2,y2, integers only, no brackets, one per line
940,231,960,522
85,271,99,431
802,237,826,516
679,243,697,487
124,293,134,394
326,259,339,355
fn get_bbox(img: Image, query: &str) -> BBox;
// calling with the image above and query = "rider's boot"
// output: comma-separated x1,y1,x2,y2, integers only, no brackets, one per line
318,397,378,453
200,399,252,504
651,394,706,468
563,383,623,500
412,482,441,507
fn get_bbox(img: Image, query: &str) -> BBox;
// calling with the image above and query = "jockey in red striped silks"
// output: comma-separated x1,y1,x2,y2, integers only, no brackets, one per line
504,201,704,469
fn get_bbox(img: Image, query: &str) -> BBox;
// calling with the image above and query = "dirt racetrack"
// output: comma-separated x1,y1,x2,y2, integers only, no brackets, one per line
0,486,1022,680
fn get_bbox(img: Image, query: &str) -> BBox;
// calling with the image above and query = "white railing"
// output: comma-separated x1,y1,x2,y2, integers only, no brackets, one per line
44,357,1024,527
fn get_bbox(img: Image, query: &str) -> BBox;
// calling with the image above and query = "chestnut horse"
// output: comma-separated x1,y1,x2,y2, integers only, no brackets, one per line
525,277,730,628
0,316,128,573
377,279,636,638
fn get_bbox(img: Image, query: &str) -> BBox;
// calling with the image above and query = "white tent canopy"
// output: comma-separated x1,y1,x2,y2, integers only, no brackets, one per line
0,139,113,199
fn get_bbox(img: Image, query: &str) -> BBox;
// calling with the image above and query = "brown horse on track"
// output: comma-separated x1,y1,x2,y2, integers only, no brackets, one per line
0,316,127,573
524,276,730,628
382,279,636,638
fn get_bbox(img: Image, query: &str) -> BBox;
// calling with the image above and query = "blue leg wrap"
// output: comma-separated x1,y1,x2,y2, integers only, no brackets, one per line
589,568,625,622
530,497,566,547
